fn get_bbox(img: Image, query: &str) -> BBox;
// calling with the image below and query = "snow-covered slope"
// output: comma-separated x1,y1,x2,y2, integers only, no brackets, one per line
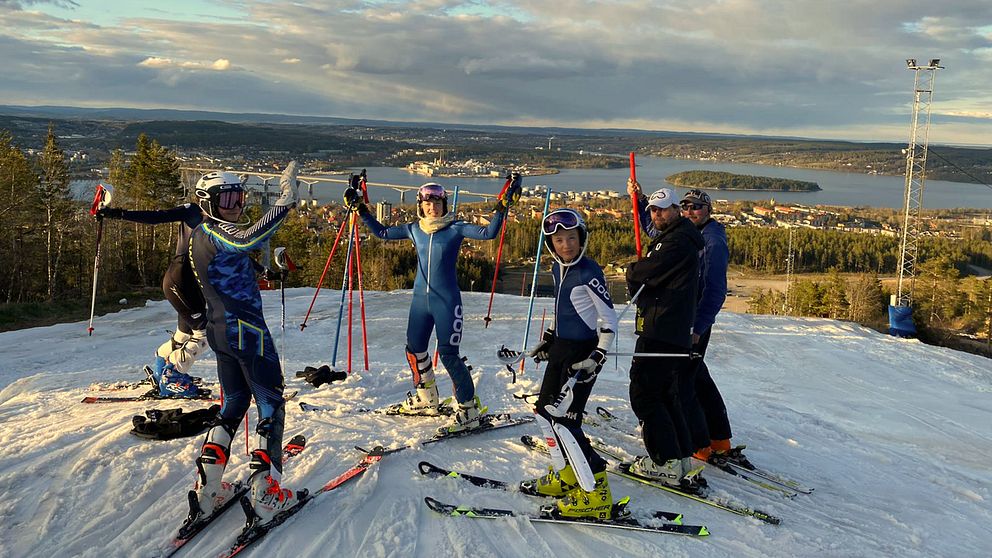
1,289,990,558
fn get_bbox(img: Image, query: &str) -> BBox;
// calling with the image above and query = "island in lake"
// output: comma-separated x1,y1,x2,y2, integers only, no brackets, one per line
666,170,821,192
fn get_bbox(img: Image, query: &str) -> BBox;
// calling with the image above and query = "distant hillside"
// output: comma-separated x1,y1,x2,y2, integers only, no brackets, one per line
667,170,821,192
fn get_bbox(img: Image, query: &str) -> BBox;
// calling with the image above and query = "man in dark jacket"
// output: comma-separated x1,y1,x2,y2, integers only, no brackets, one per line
624,185,706,492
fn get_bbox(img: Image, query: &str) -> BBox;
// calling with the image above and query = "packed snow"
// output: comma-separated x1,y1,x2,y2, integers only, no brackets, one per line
1,289,990,558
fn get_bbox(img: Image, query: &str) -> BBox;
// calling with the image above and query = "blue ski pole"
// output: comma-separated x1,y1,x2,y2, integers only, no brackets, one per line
332,215,357,367
517,187,553,383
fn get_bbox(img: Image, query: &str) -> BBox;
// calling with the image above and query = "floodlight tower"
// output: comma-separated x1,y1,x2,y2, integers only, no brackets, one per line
894,58,943,308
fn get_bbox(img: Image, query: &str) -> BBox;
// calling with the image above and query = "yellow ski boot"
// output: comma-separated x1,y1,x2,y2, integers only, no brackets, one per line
519,463,578,497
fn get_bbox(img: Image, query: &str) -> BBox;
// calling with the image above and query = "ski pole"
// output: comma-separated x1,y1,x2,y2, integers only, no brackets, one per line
518,187,553,383
354,171,371,371
484,174,514,327
274,247,289,374
629,152,642,259
87,184,113,335
331,216,356,368
300,217,350,330
347,213,355,375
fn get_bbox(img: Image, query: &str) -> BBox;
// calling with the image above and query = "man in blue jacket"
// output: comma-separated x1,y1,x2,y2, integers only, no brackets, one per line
680,189,746,466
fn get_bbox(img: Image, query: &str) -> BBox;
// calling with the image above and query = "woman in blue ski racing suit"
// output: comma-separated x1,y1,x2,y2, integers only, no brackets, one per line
345,177,520,432
187,162,304,527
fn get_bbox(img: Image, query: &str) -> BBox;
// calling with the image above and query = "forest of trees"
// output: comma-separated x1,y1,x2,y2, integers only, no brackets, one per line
667,170,821,192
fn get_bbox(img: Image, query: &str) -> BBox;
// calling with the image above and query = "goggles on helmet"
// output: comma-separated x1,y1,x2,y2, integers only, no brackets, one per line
418,184,446,201
217,189,246,210
542,210,581,235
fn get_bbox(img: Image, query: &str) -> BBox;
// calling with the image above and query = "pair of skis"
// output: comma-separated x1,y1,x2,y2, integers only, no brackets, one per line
298,396,457,417
161,434,309,558
418,461,709,537
592,406,813,495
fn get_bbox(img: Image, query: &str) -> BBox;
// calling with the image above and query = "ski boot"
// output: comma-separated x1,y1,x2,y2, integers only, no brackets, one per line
193,424,237,516
399,348,441,415
551,471,613,520
170,329,208,373
440,395,487,434
629,456,684,487
159,364,208,398
246,449,307,526
520,463,579,497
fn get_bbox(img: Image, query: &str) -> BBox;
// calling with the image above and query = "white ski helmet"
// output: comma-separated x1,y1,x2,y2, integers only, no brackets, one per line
195,171,246,222
542,208,588,267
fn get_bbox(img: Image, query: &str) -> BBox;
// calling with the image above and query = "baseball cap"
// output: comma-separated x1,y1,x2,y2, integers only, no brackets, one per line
681,188,712,207
647,188,677,209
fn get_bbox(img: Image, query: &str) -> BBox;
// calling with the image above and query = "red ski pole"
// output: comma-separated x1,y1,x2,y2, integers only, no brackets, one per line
346,213,356,375
483,174,515,327
355,171,370,370
300,217,350,330
629,152,642,259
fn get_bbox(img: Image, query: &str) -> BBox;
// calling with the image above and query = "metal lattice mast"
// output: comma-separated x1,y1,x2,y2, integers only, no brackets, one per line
784,227,795,314
895,59,942,307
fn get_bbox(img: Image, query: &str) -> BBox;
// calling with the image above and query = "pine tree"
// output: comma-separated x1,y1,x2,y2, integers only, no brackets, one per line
36,123,74,301
824,268,849,320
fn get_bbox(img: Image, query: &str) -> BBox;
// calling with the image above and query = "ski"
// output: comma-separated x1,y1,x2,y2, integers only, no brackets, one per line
614,463,782,525
160,434,308,558
424,496,709,537
80,391,216,404
216,445,396,558
298,396,455,417
417,460,683,523
594,406,812,494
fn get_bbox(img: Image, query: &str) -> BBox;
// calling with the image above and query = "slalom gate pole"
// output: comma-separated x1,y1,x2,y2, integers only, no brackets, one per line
484,174,514,328
331,217,356,367
629,152,642,259
517,187,553,383
86,184,111,335
300,218,349,330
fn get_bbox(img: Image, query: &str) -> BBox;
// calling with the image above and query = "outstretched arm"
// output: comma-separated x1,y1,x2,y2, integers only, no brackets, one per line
456,209,505,240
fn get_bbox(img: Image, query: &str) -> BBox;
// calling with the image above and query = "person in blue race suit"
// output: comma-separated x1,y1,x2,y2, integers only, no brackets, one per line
344,176,521,433
521,208,622,520
187,162,304,528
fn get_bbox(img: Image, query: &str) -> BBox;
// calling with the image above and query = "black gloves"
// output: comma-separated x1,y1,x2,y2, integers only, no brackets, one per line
295,365,348,388
528,328,555,362
495,172,522,213
343,187,368,214
95,207,124,220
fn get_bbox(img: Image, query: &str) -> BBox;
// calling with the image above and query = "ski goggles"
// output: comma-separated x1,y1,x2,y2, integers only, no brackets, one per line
417,184,446,201
217,189,246,209
542,210,581,235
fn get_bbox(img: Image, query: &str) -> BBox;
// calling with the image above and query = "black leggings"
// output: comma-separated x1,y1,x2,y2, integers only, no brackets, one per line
162,257,206,334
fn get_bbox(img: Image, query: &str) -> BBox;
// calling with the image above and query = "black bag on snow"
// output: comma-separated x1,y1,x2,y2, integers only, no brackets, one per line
130,404,221,440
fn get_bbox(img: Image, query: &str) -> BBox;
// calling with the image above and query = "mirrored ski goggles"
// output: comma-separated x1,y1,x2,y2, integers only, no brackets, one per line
217,189,246,209
417,184,446,201
542,210,581,235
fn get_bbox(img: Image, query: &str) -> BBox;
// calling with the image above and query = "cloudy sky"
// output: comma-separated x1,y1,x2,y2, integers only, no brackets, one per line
1,1,990,144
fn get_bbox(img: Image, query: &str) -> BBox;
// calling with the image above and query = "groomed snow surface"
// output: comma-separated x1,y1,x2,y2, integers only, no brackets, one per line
1,290,990,558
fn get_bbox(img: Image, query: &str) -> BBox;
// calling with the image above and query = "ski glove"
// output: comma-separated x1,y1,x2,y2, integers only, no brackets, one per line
528,328,555,362
343,187,368,214
95,207,124,220
570,348,607,383
295,365,348,388
495,172,523,213
274,160,300,207
258,267,285,282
